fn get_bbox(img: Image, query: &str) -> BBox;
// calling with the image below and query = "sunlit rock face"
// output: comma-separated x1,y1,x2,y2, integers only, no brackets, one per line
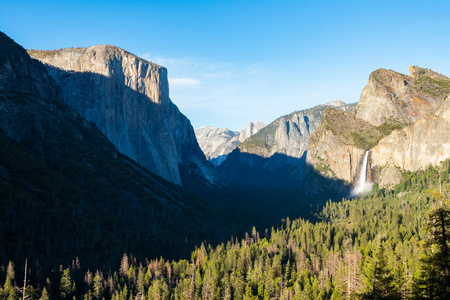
354,67,450,187
308,67,450,189
354,67,448,126
371,95,450,181
195,121,266,166
29,46,215,185
306,109,371,185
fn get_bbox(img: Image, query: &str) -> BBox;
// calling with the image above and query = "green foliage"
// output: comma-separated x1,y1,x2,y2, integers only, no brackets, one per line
2,276,16,299
0,130,224,266
412,205,450,299
350,119,407,150
413,75,450,100
60,268,73,299
313,156,336,178
377,119,407,136
362,242,399,299
2,160,448,299
39,287,50,300
93,271,104,300
318,108,407,150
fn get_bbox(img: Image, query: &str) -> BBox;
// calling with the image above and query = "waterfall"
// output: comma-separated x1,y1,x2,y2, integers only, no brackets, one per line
350,150,373,197
358,151,369,188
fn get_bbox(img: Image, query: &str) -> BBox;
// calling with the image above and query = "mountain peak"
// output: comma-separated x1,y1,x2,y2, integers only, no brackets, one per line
239,121,266,143
325,100,347,107
354,67,448,126
368,68,407,85
195,121,265,167
29,45,164,69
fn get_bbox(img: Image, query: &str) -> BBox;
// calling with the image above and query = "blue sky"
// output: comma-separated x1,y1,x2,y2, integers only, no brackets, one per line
2,0,450,131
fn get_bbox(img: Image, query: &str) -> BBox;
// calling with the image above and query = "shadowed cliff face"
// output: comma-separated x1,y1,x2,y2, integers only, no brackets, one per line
29,46,214,186
212,149,351,199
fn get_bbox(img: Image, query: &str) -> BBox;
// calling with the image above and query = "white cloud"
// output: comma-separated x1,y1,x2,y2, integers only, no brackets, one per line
169,77,201,88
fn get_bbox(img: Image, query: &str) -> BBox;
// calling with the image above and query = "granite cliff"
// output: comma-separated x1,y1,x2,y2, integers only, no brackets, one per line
0,32,215,263
307,67,450,189
354,66,449,126
29,46,214,185
218,101,354,186
370,95,450,187
195,121,265,166
306,109,376,184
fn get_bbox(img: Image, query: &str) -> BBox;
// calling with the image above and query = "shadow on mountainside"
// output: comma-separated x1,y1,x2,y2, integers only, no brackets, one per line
217,148,351,195
181,149,352,245
42,63,215,187
0,49,220,272
40,60,352,242
2,33,352,274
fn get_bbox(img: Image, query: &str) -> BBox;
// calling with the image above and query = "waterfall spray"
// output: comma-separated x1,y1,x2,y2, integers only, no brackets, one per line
351,150,373,197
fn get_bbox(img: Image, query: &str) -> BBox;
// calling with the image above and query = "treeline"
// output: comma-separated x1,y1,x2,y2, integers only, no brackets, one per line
1,160,449,299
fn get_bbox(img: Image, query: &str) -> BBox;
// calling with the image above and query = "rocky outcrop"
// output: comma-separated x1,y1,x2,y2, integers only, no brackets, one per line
308,67,450,189
354,67,449,126
238,121,266,142
306,109,373,184
239,102,353,160
29,46,214,185
195,121,265,166
218,101,354,186
195,127,239,166
371,95,450,186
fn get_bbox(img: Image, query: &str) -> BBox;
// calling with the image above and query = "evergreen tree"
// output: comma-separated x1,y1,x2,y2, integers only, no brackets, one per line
413,205,450,299
3,276,16,300
83,290,93,300
39,287,50,300
93,270,104,300
362,242,398,299
136,266,145,299
6,261,15,282
119,254,129,278
60,268,73,299
391,252,410,300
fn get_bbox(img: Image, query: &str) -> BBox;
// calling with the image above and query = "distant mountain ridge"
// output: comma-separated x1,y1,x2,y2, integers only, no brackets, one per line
28,45,215,186
195,121,265,166
218,101,355,187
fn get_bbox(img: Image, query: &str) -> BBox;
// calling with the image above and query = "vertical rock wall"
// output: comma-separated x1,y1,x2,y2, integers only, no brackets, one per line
30,46,213,185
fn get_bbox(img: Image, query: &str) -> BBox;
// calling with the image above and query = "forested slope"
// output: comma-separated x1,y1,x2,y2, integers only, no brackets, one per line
1,161,449,299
